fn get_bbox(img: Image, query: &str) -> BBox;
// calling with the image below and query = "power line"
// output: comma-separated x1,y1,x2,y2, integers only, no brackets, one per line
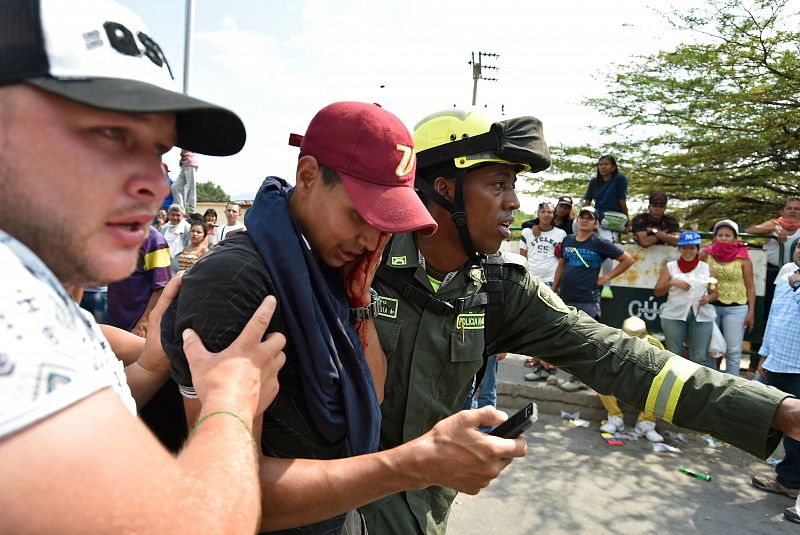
468,51,499,106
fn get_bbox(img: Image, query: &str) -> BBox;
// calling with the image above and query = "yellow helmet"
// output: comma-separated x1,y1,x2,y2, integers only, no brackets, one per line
413,109,531,172
411,108,551,260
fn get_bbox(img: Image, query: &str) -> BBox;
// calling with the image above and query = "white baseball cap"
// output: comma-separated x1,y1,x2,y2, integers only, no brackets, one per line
0,0,246,156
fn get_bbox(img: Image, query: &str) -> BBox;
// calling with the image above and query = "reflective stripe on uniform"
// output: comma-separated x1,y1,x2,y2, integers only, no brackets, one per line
644,356,701,422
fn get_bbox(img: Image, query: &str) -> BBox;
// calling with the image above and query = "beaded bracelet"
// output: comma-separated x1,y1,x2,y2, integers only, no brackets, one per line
192,410,254,442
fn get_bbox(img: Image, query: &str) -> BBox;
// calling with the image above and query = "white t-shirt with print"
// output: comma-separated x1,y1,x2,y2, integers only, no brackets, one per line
520,226,567,283
0,232,135,439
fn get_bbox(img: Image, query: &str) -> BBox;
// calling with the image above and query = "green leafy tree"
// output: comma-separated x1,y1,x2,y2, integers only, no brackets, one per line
196,180,230,202
531,0,800,229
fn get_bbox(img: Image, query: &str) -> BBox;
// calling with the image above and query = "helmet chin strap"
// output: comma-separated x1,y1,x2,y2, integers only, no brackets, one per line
416,170,481,263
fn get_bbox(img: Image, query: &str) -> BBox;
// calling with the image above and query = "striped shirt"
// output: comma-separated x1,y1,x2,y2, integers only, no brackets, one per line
760,271,800,373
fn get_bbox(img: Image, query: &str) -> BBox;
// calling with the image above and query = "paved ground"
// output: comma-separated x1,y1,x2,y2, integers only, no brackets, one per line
448,412,793,534
446,355,795,534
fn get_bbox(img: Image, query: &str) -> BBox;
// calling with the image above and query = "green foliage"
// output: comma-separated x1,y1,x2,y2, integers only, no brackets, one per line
530,0,800,230
196,180,230,202
513,208,536,227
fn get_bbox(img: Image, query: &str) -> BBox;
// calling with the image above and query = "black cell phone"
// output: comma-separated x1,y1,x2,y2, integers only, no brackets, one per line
488,402,538,438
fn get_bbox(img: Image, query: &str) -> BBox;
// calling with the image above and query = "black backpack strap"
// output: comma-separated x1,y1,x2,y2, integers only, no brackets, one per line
472,255,505,396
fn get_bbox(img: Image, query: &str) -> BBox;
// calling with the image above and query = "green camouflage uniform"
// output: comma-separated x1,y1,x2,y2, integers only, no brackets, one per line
361,232,787,535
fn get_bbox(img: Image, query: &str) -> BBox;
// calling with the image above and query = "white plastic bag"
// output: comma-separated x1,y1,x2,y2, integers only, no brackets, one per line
708,322,726,357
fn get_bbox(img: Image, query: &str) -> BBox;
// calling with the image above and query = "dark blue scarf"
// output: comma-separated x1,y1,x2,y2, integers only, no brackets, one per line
244,177,380,455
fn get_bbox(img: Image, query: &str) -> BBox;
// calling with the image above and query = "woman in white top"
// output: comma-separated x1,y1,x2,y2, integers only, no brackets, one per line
654,231,719,369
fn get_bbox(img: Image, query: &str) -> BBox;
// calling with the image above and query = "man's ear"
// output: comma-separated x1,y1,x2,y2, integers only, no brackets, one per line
433,176,455,203
295,155,321,196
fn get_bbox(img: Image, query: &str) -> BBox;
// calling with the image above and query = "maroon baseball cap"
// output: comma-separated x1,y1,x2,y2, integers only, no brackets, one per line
557,196,573,207
289,102,437,235
649,192,668,204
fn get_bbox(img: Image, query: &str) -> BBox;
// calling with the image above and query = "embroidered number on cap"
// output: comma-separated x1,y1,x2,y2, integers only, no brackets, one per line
395,144,415,176
103,22,174,78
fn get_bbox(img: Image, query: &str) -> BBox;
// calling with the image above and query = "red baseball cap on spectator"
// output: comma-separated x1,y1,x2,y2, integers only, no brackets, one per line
649,192,668,204
289,101,437,235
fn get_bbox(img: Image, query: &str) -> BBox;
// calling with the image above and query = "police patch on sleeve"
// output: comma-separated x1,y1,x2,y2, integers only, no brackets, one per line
377,296,398,318
537,282,571,313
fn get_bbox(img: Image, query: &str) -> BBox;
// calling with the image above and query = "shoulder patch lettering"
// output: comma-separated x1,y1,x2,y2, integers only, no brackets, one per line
378,296,398,318
390,256,407,266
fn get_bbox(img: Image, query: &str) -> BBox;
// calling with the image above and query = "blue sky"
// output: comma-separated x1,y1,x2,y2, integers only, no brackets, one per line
121,0,702,208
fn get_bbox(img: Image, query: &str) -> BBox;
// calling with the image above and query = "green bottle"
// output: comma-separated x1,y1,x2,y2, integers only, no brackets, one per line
679,466,712,481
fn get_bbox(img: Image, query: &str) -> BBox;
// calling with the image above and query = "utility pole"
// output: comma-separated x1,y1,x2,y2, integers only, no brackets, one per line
182,0,195,95
469,51,499,106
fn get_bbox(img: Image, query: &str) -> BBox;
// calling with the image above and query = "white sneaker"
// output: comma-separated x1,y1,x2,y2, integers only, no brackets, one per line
634,420,663,443
600,415,624,434
559,376,587,392
524,366,551,382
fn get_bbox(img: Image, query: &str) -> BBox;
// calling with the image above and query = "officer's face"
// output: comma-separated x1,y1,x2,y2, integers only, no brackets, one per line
462,163,520,253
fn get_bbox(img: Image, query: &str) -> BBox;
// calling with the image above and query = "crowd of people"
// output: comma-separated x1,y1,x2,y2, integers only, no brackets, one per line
513,169,800,518
519,172,799,382
2,1,800,533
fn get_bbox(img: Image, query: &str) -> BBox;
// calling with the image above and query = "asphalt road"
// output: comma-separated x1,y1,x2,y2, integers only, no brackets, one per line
447,411,795,534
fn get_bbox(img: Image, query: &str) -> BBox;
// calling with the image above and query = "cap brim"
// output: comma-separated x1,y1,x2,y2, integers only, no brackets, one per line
339,173,438,236
26,77,246,156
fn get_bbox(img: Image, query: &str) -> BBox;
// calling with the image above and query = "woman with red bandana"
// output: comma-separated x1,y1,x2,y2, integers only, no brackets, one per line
655,231,719,369
700,220,756,375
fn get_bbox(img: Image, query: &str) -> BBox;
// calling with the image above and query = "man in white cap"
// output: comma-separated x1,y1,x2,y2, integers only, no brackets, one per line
0,1,286,532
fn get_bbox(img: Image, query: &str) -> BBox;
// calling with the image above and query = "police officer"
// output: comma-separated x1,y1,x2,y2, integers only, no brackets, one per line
359,109,798,535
